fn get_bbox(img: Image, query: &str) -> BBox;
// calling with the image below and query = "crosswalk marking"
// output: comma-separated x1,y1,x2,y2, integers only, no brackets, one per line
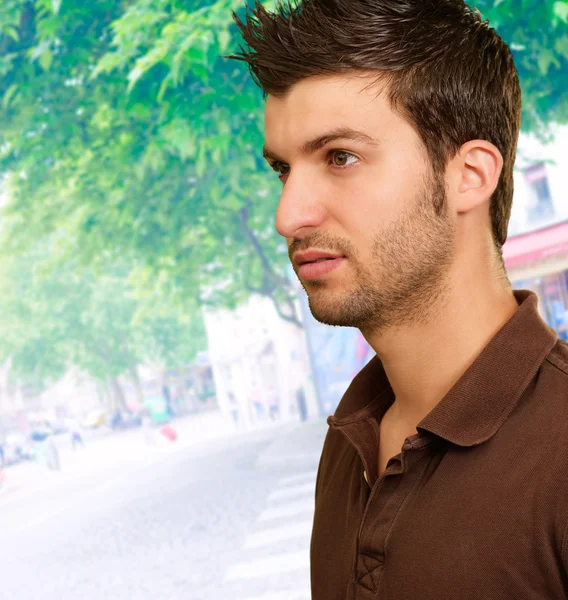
225,550,309,581
224,465,317,598
267,482,314,502
243,521,313,549
258,498,314,522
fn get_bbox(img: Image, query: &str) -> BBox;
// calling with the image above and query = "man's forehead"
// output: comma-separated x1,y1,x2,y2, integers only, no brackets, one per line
265,74,390,125
266,75,384,114
263,78,392,158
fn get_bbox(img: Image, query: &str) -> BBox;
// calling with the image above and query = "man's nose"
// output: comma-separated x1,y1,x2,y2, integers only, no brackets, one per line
275,171,326,239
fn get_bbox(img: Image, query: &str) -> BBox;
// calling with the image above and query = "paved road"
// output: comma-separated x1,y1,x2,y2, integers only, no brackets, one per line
0,419,325,600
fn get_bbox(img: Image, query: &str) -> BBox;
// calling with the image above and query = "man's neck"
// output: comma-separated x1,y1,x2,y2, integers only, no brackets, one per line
362,278,519,428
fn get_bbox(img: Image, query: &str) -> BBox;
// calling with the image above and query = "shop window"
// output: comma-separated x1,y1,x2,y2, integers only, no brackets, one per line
524,163,555,222
541,273,568,342
515,275,568,341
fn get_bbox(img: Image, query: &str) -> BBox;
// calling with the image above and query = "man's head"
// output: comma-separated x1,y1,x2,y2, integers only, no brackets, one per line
231,0,521,330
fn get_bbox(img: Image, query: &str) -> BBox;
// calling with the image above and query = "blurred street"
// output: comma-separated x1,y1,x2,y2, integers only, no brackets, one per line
0,413,327,600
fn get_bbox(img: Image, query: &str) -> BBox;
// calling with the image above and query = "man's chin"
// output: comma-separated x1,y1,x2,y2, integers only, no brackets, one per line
306,293,364,328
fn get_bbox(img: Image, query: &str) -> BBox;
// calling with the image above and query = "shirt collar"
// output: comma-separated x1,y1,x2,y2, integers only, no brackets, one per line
328,290,558,447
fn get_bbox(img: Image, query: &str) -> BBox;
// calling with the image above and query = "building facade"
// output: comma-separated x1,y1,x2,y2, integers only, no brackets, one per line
203,294,320,429
505,127,568,340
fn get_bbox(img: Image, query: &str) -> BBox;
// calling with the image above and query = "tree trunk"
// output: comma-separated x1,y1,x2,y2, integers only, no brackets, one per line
109,376,129,413
96,378,113,411
129,366,145,407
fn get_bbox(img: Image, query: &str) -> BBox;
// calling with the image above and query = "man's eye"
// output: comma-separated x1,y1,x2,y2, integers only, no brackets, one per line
272,162,290,177
268,151,358,178
330,151,358,168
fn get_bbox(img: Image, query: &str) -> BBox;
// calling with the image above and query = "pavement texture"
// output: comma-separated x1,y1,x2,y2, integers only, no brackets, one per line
0,413,330,600
254,418,328,471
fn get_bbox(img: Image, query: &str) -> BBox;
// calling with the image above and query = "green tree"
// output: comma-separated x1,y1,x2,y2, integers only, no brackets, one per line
476,0,568,134
0,246,206,396
0,0,300,328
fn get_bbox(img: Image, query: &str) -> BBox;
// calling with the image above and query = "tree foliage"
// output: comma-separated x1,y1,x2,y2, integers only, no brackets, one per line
0,0,297,326
476,0,568,134
0,247,206,389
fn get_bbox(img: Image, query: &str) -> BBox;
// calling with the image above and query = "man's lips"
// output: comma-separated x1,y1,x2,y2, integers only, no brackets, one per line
293,250,345,266
296,256,346,280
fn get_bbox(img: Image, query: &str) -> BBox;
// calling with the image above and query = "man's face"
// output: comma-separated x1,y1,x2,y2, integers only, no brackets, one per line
263,74,456,331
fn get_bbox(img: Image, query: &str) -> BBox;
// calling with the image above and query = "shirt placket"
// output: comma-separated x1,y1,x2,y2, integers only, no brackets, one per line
352,435,432,599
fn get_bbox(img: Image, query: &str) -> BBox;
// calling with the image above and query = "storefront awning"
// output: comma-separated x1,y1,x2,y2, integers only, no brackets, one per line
504,220,568,269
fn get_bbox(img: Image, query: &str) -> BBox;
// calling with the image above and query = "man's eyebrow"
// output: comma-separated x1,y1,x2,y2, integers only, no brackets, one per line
262,127,380,163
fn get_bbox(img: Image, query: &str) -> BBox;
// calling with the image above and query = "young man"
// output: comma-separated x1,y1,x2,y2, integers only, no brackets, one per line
231,1,568,598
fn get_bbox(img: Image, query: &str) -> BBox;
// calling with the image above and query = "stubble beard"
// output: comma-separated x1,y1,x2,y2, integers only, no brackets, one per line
302,172,455,331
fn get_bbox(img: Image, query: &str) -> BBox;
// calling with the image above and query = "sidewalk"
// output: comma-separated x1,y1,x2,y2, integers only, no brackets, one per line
1,413,331,502
254,418,329,471
0,409,236,499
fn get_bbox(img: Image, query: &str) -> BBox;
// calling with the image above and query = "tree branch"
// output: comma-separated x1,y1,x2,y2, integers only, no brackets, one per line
238,207,288,287
244,279,304,329
270,294,304,329
238,207,304,327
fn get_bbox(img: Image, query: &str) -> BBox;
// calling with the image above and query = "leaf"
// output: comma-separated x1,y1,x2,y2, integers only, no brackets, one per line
3,84,18,110
129,103,152,121
554,1,568,23
51,0,62,14
218,29,231,53
554,34,568,59
157,74,171,102
39,48,53,71
195,149,207,178
29,40,50,61
127,67,144,93
537,49,561,75
4,26,19,42
211,146,222,165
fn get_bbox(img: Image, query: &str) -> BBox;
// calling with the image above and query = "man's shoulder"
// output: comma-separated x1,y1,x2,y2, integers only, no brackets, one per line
546,338,568,378
531,339,568,507
540,339,568,431
529,339,568,462
507,338,568,429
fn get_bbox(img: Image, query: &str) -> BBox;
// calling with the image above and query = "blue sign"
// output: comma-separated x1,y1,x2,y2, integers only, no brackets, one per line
298,290,375,416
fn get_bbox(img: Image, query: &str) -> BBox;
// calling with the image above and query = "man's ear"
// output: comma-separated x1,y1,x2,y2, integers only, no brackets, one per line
447,140,503,214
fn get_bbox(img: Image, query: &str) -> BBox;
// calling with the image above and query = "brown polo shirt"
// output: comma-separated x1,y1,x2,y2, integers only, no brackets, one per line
310,290,568,599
